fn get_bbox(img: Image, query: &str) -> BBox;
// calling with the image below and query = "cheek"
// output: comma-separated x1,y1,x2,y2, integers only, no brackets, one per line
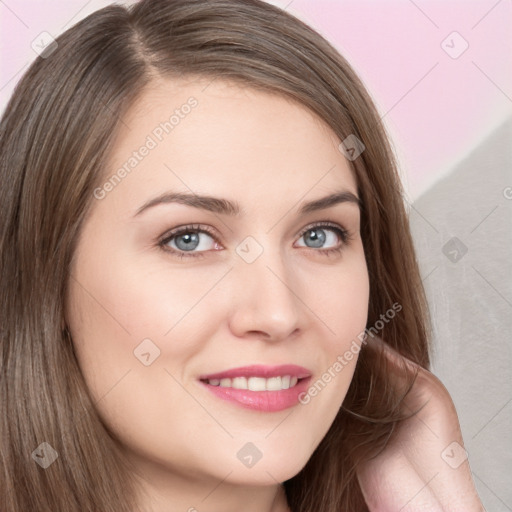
103,247,231,331
65,260,213,459
66,254,229,385
298,249,369,414
316,249,370,347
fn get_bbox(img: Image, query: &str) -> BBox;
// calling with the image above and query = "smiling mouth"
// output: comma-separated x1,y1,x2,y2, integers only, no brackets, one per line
198,365,312,412
200,375,306,391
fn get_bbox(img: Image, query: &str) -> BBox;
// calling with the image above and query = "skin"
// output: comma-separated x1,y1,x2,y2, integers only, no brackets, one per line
66,77,370,512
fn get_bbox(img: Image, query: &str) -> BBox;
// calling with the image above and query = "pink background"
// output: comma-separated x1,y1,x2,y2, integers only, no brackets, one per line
1,0,511,199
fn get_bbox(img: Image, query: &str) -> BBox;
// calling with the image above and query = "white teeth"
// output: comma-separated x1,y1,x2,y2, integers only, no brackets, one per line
232,377,247,389
248,377,267,391
205,375,300,391
265,377,282,391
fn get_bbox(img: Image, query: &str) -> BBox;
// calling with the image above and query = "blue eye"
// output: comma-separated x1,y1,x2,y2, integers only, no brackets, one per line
158,222,350,260
159,224,218,259
297,224,349,252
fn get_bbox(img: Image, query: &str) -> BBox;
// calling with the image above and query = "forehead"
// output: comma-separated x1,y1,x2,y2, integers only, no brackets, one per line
101,77,358,214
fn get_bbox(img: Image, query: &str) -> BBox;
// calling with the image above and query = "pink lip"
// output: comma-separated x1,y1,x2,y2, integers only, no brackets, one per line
198,364,312,380
198,364,312,412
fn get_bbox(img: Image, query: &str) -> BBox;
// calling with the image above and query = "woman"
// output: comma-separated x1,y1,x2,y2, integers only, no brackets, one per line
0,0,484,510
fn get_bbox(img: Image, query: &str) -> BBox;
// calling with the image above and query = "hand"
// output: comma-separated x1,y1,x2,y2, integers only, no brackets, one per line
356,336,485,512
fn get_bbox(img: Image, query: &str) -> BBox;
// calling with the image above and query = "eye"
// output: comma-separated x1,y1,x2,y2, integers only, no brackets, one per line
159,224,220,259
158,221,351,260
295,222,350,256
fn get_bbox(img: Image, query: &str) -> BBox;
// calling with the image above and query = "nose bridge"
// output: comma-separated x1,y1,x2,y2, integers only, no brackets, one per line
229,235,302,339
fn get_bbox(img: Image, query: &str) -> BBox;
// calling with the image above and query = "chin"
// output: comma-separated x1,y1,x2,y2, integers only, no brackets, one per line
218,448,313,486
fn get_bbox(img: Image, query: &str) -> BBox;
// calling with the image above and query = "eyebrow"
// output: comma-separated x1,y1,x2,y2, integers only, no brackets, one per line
134,190,361,217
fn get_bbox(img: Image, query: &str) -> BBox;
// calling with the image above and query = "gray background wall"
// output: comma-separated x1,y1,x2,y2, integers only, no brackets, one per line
410,117,512,511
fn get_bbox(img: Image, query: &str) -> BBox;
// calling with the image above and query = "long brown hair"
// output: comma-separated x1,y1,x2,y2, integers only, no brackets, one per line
0,0,430,510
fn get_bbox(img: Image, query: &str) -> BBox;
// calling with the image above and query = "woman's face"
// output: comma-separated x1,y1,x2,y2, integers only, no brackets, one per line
66,77,369,505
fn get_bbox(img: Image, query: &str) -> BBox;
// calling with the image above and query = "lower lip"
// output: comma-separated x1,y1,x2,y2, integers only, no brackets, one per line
199,377,312,412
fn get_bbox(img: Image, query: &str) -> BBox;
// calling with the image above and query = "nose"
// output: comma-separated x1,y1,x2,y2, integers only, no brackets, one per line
227,245,304,342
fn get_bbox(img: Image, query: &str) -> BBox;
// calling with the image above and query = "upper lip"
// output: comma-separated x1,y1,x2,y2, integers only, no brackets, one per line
199,364,312,381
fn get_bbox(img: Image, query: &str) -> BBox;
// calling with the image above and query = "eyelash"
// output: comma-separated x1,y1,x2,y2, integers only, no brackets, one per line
158,221,352,260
